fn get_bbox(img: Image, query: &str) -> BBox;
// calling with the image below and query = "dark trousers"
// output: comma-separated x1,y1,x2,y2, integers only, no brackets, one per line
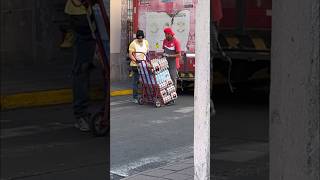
132,66,140,99
72,33,96,118
168,59,177,88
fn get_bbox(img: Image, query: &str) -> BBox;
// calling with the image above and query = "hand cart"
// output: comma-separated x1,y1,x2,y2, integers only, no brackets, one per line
132,52,178,108
84,0,110,136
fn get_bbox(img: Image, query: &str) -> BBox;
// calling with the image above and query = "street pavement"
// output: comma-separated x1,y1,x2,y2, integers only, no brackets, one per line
1,94,194,180
211,90,269,179
122,137,268,180
1,102,108,180
1,90,269,180
119,90,269,180
110,95,194,179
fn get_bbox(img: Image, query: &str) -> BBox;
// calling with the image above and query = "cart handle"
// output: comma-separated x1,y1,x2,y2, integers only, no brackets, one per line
131,52,149,62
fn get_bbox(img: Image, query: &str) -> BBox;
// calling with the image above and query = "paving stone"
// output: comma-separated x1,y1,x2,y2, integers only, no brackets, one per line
181,158,194,164
164,172,192,180
123,174,169,180
184,177,194,180
142,169,175,177
176,167,194,176
161,162,193,171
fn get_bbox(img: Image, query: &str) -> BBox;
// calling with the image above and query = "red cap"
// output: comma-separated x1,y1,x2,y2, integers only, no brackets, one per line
164,27,175,36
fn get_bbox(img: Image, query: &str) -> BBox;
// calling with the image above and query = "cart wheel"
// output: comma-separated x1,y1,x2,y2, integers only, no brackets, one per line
155,100,161,108
91,111,109,137
138,97,144,105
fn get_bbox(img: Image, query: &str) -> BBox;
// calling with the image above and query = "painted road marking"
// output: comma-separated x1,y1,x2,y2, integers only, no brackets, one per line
1,99,132,139
110,145,193,177
0,123,74,139
1,119,12,123
173,106,194,113
110,99,132,106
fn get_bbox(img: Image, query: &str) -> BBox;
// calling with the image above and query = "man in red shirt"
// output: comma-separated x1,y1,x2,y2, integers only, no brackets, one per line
162,27,181,89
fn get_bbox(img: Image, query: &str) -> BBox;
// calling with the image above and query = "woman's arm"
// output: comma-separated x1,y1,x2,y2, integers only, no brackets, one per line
129,50,136,62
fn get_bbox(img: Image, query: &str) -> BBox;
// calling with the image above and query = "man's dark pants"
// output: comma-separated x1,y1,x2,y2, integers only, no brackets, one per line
72,33,96,118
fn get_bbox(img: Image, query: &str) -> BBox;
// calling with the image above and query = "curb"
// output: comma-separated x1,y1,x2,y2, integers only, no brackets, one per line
121,158,194,180
0,88,132,110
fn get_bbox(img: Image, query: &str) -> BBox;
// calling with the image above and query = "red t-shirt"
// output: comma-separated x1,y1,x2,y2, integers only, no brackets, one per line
162,38,181,69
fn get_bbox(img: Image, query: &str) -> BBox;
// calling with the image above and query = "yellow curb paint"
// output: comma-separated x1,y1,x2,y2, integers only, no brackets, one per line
111,89,132,96
0,89,132,110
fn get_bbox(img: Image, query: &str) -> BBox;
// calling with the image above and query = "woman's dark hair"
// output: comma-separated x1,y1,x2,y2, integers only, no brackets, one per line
136,30,145,39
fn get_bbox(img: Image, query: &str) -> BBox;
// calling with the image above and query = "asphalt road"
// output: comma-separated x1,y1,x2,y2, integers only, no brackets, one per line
1,90,269,180
212,90,269,141
0,95,195,180
110,95,194,178
1,103,109,180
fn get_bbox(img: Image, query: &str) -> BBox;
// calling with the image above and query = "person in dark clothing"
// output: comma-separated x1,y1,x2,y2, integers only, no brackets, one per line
65,0,95,131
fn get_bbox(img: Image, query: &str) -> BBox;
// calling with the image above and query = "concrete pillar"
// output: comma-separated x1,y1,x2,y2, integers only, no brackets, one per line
110,0,127,81
270,0,320,180
194,0,210,179
119,0,129,80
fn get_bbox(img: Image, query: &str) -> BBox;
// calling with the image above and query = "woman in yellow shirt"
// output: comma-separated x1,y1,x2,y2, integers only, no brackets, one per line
128,30,149,103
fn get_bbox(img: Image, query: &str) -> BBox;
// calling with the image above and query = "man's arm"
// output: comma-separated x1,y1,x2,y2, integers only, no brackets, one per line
168,39,181,58
167,52,181,58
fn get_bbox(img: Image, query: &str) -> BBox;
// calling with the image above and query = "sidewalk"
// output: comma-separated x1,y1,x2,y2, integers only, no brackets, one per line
122,139,268,180
122,158,194,180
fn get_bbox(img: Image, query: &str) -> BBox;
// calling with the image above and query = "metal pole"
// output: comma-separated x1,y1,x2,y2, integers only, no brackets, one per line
194,0,210,179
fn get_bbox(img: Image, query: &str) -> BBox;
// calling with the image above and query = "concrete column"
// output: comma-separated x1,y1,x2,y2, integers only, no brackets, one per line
194,0,210,179
270,0,320,180
120,0,128,80
110,0,127,81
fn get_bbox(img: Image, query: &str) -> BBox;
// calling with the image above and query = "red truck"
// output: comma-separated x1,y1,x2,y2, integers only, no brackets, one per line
212,0,271,91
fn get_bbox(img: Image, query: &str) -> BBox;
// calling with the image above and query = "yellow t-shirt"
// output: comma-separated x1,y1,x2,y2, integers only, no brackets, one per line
129,39,149,66
64,0,87,15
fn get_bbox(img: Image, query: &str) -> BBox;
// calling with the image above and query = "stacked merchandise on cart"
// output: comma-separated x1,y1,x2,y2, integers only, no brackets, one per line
138,60,156,85
137,60,155,102
137,57,178,106
150,57,178,104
